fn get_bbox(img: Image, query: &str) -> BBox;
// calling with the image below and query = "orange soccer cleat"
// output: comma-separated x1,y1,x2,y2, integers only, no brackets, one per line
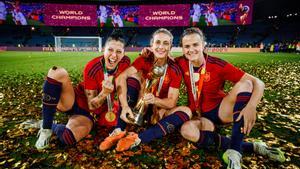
116,132,141,152
99,128,126,151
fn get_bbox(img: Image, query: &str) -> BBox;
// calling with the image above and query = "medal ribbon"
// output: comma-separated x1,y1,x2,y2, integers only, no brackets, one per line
102,59,113,112
156,64,168,96
189,57,207,112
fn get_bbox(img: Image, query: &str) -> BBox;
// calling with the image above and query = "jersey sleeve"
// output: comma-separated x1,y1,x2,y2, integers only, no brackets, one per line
169,63,182,89
221,62,245,83
115,56,131,77
170,72,182,89
174,56,186,76
131,55,146,72
83,61,100,90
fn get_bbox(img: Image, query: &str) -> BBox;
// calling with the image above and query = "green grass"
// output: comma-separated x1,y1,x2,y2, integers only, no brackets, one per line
211,52,300,64
0,51,299,75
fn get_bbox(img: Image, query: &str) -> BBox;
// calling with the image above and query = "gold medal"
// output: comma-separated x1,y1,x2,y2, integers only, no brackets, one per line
105,111,116,122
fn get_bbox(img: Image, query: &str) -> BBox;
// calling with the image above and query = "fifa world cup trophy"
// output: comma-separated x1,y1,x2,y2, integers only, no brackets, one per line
128,65,166,126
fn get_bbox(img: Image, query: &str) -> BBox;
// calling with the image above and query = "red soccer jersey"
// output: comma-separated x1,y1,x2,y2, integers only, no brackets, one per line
175,55,245,113
75,55,130,114
132,55,182,99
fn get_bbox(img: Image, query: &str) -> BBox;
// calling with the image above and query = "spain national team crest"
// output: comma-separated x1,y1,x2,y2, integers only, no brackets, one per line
204,72,210,82
185,71,189,77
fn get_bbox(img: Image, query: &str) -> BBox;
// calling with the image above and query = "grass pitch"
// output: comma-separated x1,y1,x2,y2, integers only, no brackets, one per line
0,51,299,75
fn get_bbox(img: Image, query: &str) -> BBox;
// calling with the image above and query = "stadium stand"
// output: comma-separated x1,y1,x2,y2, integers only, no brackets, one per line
1,21,298,50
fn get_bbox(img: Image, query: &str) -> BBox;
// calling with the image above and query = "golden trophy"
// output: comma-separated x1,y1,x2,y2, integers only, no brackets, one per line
127,65,167,126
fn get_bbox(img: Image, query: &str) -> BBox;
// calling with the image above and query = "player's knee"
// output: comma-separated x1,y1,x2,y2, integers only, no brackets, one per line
68,124,92,142
175,106,192,119
47,67,69,81
200,118,215,131
180,121,199,142
78,126,92,139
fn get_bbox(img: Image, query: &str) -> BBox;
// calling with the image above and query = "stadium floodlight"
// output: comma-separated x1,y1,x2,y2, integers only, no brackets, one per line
54,36,102,52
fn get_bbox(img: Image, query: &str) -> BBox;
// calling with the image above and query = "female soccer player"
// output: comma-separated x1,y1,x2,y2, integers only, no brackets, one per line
176,27,285,169
34,30,130,150
99,28,192,152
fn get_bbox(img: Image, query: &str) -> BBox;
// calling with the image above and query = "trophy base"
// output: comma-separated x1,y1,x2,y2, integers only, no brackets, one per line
132,113,144,126
127,112,144,126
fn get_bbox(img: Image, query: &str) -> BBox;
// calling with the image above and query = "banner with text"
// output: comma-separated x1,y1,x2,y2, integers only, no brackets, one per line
44,4,97,27
138,4,190,27
0,1,253,27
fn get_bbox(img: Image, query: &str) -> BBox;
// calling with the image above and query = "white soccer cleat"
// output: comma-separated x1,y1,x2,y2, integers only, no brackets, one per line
253,141,286,163
20,119,43,129
35,128,52,150
222,149,242,169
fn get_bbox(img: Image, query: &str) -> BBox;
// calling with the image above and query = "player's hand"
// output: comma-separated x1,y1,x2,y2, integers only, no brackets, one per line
236,105,257,135
143,93,156,105
89,78,114,110
90,96,102,109
140,47,154,57
101,79,114,96
120,105,134,124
